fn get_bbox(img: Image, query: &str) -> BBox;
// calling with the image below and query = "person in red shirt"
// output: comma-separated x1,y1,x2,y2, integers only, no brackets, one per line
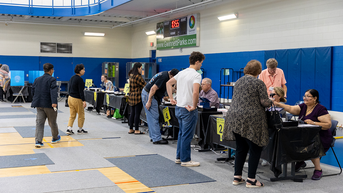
258,58,287,97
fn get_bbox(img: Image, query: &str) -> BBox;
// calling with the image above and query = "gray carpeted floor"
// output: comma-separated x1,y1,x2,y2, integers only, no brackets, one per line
0,153,54,169
14,126,67,138
34,146,115,172
106,154,216,188
0,114,36,119
0,170,118,193
0,127,17,133
0,107,31,113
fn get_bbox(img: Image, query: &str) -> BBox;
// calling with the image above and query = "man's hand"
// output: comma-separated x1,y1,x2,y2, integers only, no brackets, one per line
83,101,87,108
185,105,196,112
170,99,177,105
146,101,152,110
52,104,57,108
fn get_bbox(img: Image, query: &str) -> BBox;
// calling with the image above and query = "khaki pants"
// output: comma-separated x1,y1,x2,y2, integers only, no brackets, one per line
68,96,85,128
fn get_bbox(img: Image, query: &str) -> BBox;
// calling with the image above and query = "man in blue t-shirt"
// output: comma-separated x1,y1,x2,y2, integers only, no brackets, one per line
141,69,179,144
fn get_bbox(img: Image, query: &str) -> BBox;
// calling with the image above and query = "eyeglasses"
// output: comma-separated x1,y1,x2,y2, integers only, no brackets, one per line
303,95,313,99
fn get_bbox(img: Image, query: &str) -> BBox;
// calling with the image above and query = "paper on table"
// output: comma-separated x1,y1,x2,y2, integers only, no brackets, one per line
298,123,320,127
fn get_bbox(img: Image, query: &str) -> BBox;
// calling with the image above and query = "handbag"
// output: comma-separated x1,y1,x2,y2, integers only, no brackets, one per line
266,104,282,130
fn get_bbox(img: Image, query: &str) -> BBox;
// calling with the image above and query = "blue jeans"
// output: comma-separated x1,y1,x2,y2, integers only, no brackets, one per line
141,89,162,142
175,106,198,162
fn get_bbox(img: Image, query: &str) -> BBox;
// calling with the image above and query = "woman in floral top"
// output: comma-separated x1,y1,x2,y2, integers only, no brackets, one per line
128,63,146,134
223,60,272,188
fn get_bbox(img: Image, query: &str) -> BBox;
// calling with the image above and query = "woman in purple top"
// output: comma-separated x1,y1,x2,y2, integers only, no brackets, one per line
274,89,332,180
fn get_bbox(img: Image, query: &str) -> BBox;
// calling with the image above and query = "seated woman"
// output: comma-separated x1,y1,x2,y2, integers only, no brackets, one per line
271,87,287,120
274,89,332,180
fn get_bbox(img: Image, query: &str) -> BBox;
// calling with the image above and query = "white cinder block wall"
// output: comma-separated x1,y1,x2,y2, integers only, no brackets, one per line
130,0,343,124
0,23,132,58
131,0,343,58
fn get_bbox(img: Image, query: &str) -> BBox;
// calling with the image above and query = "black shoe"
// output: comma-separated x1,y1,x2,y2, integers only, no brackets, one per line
295,161,306,172
153,139,168,144
66,129,74,135
150,138,166,142
77,129,88,134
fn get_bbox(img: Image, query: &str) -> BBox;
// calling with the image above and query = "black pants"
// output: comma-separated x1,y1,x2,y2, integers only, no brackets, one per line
0,87,4,101
129,102,143,131
234,133,263,179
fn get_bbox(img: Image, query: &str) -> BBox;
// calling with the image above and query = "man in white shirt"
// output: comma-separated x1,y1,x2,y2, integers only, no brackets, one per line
166,51,205,167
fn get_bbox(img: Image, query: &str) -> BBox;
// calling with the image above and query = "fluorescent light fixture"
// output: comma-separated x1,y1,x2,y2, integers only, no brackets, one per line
218,13,238,21
145,31,156,35
84,32,105,36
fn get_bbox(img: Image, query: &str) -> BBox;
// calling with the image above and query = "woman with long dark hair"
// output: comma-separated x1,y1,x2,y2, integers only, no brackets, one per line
128,63,146,134
275,89,331,180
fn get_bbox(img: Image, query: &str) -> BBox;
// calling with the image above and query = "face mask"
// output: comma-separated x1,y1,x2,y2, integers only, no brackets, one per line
197,69,203,74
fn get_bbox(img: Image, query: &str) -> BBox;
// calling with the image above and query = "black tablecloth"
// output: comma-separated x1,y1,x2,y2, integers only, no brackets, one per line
209,115,324,177
159,105,221,144
84,90,105,113
103,93,129,119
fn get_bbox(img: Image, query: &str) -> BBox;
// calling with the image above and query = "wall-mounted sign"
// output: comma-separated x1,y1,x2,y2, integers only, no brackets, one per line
156,13,200,50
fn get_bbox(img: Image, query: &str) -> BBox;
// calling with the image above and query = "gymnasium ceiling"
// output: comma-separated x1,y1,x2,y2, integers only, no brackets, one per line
0,0,277,28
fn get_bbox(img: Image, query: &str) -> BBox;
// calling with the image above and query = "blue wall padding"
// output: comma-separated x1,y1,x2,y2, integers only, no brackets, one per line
300,48,316,96
331,46,343,111
72,57,130,88
0,46,335,110
287,49,301,106
275,50,288,79
315,47,332,109
39,57,74,82
157,51,265,99
0,55,40,81
0,55,131,89
263,47,332,109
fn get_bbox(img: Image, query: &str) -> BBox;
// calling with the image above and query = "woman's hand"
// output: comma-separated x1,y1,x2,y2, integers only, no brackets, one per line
273,101,280,106
304,119,315,124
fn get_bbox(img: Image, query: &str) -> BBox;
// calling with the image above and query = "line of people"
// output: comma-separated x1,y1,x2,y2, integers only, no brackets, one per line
32,63,88,147
30,55,332,187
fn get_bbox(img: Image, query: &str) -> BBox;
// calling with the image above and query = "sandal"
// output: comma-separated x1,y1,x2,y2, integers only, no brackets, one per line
232,177,245,185
128,131,135,134
246,179,264,188
134,131,145,135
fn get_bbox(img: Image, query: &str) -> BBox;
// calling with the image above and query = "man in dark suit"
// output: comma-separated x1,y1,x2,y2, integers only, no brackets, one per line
31,63,60,147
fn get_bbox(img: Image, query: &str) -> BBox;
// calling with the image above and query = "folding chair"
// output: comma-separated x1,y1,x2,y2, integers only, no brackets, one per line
12,86,26,103
302,120,342,177
323,120,342,177
56,81,64,102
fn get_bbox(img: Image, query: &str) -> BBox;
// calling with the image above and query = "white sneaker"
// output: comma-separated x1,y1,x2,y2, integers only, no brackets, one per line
181,160,200,167
175,159,181,164
244,162,249,167
261,160,269,166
